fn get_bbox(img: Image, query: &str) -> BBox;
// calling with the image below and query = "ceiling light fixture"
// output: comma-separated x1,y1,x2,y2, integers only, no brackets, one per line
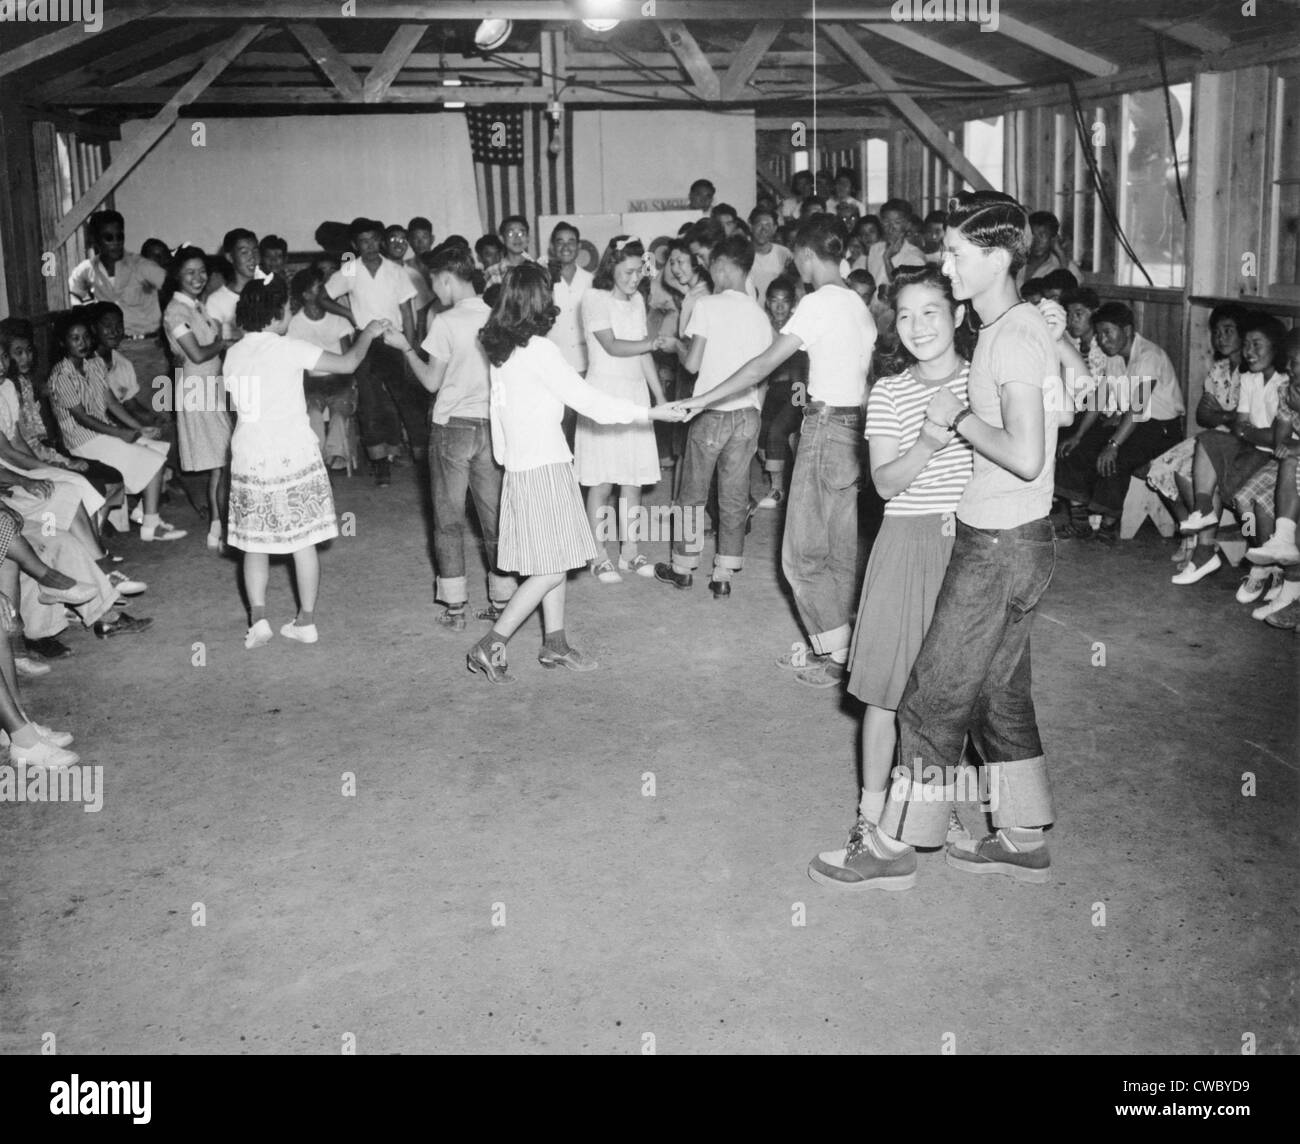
473,19,512,52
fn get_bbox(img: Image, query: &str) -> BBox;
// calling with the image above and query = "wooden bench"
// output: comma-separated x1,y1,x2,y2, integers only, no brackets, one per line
1119,464,1176,540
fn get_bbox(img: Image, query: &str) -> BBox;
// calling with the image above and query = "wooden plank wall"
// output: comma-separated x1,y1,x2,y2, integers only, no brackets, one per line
0,103,46,322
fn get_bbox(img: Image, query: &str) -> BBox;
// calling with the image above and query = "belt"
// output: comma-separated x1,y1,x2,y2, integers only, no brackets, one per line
804,401,862,416
125,331,161,340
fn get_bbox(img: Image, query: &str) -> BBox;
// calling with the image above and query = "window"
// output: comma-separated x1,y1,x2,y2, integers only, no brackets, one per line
963,115,1004,193
1269,63,1300,294
865,137,888,208
1116,82,1191,288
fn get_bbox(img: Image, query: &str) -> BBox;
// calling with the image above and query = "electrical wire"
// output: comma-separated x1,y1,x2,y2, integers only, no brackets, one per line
1066,79,1153,286
1154,32,1188,224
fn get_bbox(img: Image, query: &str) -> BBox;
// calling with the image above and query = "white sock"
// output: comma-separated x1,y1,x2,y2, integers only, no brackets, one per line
1276,519,1297,545
1278,579,1300,604
829,648,848,664
858,788,887,824
208,519,222,537
1004,825,1045,851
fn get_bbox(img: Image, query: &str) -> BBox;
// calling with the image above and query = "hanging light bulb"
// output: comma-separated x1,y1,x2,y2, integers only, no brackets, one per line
579,0,622,31
582,19,619,31
474,19,513,52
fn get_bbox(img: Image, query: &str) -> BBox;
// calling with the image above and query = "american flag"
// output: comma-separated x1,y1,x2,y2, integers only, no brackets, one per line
468,106,575,236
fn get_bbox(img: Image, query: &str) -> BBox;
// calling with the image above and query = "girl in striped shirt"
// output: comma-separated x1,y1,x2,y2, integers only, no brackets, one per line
812,265,975,886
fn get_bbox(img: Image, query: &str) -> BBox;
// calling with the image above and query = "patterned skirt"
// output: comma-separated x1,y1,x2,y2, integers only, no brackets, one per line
228,421,338,554
498,462,600,575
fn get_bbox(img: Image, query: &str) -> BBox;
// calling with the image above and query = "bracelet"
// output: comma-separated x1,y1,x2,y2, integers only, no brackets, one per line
950,407,973,433
1104,439,1119,450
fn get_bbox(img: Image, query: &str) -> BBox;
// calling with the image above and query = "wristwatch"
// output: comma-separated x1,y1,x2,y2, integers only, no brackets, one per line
951,407,973,433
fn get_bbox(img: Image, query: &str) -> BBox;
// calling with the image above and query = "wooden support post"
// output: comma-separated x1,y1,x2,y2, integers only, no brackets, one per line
50,24,264,250
364,24,426,103
287,22,364,101
32,122,69,313
822,24,992,192
657,19,721,100
720,21,783,101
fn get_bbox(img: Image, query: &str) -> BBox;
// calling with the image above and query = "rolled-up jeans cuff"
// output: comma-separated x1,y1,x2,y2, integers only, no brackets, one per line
810,624,851,656
436,575,468,606
672,553,700,574
714,553,743,572
488,572,517,603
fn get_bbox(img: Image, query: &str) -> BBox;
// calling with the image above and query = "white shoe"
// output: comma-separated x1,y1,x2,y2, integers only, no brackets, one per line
33,723,74,748
1247,536,1300,566
15,656,51,678
129,503,144,525
244,618,273,649
9,737,79,769
617,554,658,578
1264,569,1286,602
1252,590,1299,621
106,570,147,595
758,490,784,509
1180,510,1218,533
1236,567,1275,604
1171,552,1221,584
36,580,99,606
141,521,188,542
590,559,622,584
206,530,223,550
280,621,319,644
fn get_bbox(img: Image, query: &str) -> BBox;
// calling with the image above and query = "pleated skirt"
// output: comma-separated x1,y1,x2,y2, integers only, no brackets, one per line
498,461,600,575
847,513,956,710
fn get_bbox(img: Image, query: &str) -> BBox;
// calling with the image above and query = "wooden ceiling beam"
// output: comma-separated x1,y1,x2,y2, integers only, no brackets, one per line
32,23,211,99
150,3,897,20
364,24,427,103
994,14,1118,78
720,20,784,101
0,3,160,78
286,22,364,101
822,23,991,191
118,45,231,90
657,19,721,100
1139,18,1232,55
51,24,264,249
863,22,1025,88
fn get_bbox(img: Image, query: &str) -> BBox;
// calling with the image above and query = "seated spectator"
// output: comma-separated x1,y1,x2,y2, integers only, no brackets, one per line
1234,328,1300,624
288,267,357,471
1146,302,1247,560
1019,210,1082,286
1172,312,1288,586
1055,302,1185,542
1061,287,1107,384
1040,268,1078,301
46,310,184,544
87,302,168,429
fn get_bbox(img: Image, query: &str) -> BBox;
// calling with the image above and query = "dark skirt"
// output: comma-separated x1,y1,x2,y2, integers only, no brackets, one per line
847,513,956,709
498,462,600,575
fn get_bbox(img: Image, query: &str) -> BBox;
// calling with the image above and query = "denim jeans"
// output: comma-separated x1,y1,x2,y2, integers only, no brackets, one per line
879,517,1058,847
429,418,514,605
780,404,864,654
672,408,759,574
356,342,429,460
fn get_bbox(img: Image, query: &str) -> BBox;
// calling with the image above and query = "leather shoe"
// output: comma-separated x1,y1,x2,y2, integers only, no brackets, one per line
654,562,692,589
94,612,153,639
709,579,731,599
466,640,514,684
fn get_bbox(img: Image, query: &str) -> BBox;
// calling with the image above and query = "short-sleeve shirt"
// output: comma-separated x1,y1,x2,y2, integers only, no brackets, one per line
684,290,773,412
68,252,165,336
867,240,927,290
0,379,22,439
1237,371,1285,453
204,285,241,332
1102,332,1185,422
583,290,648,383
326,257,416,328
866,366,974,516
420,297,492,424
99,349,141,403
958,302,1059,529
164,293,223,382
287,309,354,378
222,332,323,428
781,282,876,407
751,244,793,301
1204,357,1241,413
49,357,113,452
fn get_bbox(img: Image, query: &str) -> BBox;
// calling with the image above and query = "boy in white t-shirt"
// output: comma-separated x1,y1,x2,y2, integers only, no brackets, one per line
670,216,876,683
653,236,773,597
324,217,424,485
289,268,357,470
383,244,515,629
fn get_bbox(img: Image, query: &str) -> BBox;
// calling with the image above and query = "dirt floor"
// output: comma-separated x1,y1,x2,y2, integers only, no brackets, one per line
1,461,1296,1055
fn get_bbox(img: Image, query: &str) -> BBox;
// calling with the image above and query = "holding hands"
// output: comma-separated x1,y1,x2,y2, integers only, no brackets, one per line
1037,298,1067,341
926,386,963,430
650,401,692,422
362,319,389,341
382,326,413,353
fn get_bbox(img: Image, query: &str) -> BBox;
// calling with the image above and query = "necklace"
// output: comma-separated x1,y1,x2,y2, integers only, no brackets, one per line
977,297,1024,328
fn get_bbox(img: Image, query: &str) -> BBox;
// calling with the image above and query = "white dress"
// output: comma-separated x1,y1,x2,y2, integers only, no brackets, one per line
573,289,661,486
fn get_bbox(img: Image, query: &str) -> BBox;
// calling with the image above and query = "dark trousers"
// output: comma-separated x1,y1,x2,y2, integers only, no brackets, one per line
672,408,759,573
881,518,1058,847
1056,417,1182,516
356,342,429,460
